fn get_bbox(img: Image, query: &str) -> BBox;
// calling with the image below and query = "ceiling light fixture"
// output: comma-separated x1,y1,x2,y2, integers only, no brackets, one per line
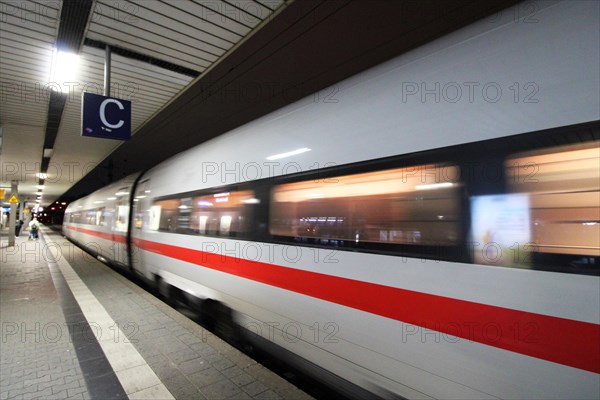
48,49,80,93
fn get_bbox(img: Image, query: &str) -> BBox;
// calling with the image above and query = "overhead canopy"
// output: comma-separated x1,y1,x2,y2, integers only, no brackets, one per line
0,0,520,208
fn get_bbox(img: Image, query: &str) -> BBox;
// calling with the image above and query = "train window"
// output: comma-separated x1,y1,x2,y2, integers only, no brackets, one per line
148,205,161,231
191,190,256,236
178,197,193,233
69,212,81,224
153,199,180,232
134,211,143,229
470,194,531,266
508,141,599,270
270,164,461,246
134,179,150,229
471,141,599,271
96,208,106,226
151,190,257,237
115,205,129,232
84,210,95,224
71,208,105,226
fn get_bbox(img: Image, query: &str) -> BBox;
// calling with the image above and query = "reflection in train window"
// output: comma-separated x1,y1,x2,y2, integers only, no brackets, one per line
506,142,599,269
69,208,106,226
68,212,81,224
152,190,257,237
115,206,129,232
191,190,256,236
96,209,105,226
153,199,180,232
148,205,161,231
472,141,599,270
270,164,461,246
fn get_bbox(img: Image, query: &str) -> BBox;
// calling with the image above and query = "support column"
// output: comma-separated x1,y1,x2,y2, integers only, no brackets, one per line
104,45,111,96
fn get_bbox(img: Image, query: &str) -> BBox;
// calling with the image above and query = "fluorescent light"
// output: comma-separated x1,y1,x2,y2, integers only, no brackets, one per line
49,49,79,93
266,147,311,160
415,182,454,190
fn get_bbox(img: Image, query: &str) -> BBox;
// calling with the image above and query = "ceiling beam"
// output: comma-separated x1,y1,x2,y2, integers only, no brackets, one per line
37,0,94,189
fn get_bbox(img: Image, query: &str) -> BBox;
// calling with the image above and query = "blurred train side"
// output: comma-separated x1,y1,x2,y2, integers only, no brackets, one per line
64,2,600,399
62,176,137,267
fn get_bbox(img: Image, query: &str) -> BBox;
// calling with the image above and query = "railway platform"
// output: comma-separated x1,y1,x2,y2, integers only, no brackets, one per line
0,226,313,400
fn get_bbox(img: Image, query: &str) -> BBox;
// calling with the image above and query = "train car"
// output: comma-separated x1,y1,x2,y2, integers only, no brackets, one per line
63,175,138,267
64,1,600,399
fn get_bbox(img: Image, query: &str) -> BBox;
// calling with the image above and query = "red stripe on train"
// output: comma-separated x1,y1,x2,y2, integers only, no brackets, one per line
64,225,127,243
66,225,600,374
137,238,600,374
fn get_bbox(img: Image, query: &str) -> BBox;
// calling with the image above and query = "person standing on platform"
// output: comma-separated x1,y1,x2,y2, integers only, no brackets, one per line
28,217,40,240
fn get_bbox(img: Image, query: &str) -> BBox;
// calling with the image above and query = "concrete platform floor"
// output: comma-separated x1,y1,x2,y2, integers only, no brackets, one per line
1,226,313,400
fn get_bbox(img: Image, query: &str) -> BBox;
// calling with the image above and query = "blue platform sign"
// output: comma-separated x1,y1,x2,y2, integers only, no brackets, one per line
81,92,131,140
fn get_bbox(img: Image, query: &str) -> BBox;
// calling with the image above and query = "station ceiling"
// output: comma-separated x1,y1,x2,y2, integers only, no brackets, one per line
0,0,520,209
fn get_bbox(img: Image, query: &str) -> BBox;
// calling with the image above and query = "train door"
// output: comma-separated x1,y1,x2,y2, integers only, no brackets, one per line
131,178,151,274
113,185,130,266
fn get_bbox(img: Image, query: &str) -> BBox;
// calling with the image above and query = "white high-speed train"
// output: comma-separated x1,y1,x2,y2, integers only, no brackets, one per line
64,2,599,399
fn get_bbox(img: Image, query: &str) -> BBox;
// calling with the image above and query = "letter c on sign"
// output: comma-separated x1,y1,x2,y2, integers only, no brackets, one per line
99,99,125,129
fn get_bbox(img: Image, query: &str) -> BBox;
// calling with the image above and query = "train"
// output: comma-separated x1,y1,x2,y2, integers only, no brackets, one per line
63,1,599,399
